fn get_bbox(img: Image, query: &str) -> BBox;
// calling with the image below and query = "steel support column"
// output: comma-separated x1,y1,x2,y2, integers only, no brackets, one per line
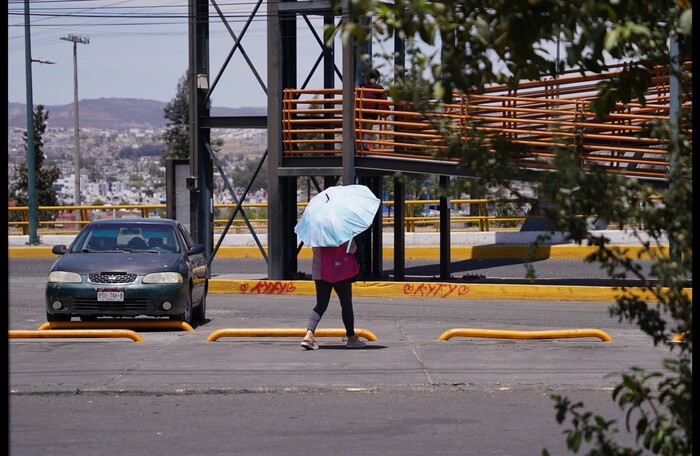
369,176,383,279
341,0,356,185
188,0,213,257
267,0,299,279
439,175,451,280
267,0,284,279
393,176,405,280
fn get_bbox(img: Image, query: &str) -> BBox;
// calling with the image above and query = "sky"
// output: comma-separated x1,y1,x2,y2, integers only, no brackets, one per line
7,1,575,111
7,0,347,109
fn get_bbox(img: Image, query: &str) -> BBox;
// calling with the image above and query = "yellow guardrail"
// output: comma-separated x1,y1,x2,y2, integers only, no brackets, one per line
8,198,613,236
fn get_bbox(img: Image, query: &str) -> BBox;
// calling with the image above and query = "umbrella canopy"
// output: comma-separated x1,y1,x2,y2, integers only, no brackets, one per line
294,184,381,249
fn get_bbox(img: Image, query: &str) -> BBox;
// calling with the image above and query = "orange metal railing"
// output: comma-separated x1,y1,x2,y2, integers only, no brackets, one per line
282,88,344,156
282,62,692,181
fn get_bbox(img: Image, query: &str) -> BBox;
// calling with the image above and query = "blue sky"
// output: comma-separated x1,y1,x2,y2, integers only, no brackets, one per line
7,0,342,109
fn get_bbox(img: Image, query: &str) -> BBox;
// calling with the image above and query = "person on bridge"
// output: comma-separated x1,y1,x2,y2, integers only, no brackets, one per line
301,238,366,350
358,68,389,150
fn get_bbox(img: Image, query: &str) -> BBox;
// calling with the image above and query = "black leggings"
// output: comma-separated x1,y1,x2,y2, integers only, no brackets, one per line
307,279,355,337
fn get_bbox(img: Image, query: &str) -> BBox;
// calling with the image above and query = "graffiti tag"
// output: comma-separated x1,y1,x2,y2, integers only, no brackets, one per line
239,281,298,294
403,282,470,298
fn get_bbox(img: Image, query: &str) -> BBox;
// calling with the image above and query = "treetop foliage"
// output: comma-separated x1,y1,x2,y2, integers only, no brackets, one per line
9,105,61,221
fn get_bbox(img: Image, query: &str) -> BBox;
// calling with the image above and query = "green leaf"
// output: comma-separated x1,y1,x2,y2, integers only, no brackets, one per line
635,416,647,436
569,432,582,452
679,10,692,35
604,28,619,51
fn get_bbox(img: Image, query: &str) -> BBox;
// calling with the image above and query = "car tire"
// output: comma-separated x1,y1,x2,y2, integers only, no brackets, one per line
172,290,193,325
47,312,71,322
193,290,207,323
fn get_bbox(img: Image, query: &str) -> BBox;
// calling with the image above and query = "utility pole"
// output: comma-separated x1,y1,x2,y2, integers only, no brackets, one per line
22,1,55,244
60,34,89,223
23,0,39,244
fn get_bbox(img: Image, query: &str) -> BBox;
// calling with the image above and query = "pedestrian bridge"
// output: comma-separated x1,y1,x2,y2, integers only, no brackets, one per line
282,63,691,182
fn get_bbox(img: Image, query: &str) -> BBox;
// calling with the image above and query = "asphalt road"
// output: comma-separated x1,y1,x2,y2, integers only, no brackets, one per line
7,257,670,455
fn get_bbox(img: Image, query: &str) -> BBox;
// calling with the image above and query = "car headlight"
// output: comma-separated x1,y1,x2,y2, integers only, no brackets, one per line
47,271,82,283
143,272,183,284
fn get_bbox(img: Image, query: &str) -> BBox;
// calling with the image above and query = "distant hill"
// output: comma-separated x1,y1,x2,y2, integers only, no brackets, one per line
7,98,266,131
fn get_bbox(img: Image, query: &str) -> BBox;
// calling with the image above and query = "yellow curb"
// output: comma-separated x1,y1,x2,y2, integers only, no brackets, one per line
209,279,318,295
397,245,669,260
8,244,668,260
8,246,55,258
209,279,691,302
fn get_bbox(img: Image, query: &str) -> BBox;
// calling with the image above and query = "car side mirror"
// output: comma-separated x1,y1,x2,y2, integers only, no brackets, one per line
52,245,68,255
188,244,205,255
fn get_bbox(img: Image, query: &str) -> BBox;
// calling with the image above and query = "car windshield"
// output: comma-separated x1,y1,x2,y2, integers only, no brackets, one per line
71,223,181,253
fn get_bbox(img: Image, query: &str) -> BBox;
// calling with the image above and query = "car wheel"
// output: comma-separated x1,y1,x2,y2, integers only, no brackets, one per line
193,289,207,323
47,312,71,322
172,290,193,325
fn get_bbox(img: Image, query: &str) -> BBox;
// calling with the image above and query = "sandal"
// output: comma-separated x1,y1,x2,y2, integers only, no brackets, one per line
301,340,319,350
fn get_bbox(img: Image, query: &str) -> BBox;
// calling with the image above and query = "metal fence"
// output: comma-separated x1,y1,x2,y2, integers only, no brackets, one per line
8,198,556,236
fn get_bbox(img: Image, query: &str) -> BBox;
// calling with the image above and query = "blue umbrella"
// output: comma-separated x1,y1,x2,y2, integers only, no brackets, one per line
294,184,381,250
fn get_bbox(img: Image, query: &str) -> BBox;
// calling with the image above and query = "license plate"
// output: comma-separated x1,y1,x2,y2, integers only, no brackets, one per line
97,288,124,302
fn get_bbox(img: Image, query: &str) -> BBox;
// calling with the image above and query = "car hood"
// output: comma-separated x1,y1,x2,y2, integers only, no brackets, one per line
51,252,183,274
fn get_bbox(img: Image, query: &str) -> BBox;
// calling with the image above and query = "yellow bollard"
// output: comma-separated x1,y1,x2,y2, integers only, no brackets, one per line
37,320,193,331
438,328,612,342
9,329,144,342
207,327,377,342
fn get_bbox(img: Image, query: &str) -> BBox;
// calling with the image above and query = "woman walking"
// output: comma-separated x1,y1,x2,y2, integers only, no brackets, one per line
301,238,366,350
